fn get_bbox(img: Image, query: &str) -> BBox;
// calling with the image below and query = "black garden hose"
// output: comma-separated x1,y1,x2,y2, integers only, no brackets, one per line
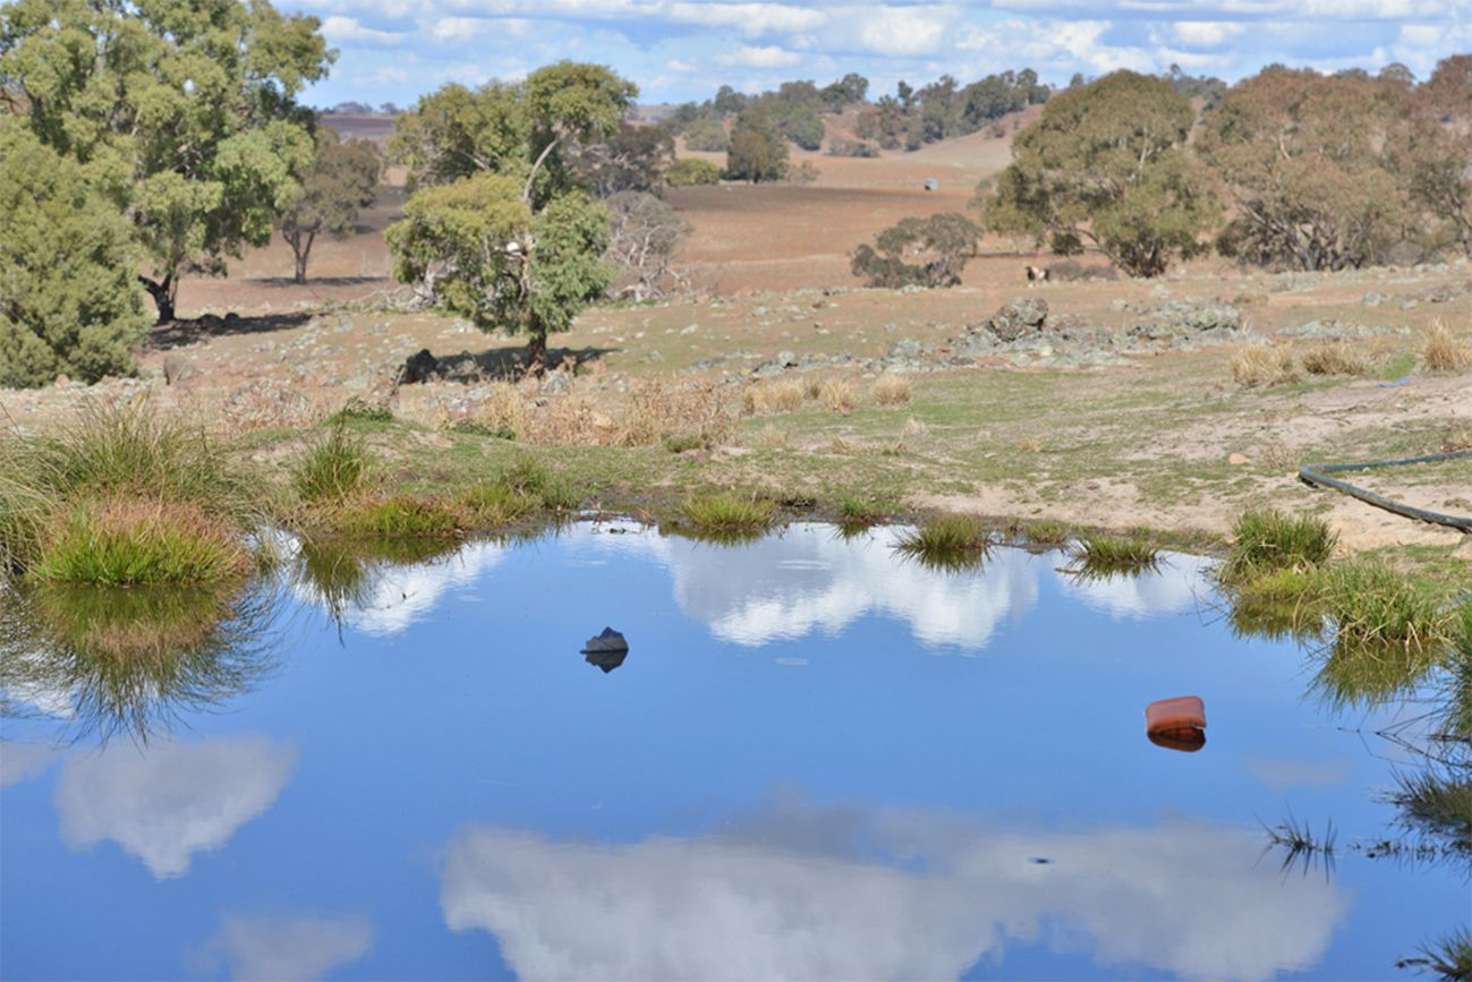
1298,450,1472,533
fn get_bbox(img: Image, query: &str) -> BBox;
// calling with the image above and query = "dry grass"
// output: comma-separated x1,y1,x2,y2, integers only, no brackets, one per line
471,382,530,439
872,374,912,407
743,379,805,415
902,417,929,440
618,381,732,448
1423,320,1470,374
1232,346,1299,388
1301,343,1370,377
1443,423,1472,453
751,424,790,449
818,377,857,414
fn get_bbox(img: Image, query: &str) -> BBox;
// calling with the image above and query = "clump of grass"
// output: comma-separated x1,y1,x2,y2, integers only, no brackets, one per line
1262,813,1336,877
1301,343,1370,377
459,481,541,525
1023,520,1071,547
1390,769,1472,860
30,499,249,586
618,381,732,448
330,495,461,539
294,422,370,503
872,374,912,407
472,382,529,440
1071,534,1160,577
1221,508,1337,583
682,493,775,539
328,397,393,424
498,458,578,511
1227,567,1327,642
837,495,890,532
750,424,790,450
1232,346,1299,387
818,377,857,414
0,402,262,579
1424,320,1470,374
1319,559,1454,654
896,514,989,571
744,379,805,415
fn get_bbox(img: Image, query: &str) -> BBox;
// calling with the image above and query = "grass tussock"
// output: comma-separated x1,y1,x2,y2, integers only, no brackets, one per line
744,379,805,415
1301,343,1370,377
294,422,370,503
1071,535,1160,577
619,381,732,449
31,498,249,586
896,514,989,572
1318,559,1454,654
467,382,529,440
682,494,775,539
0,402,262,582
1022,520,1071,547
1222,508,1337,583
1232,346,1299,388
818,377,857,414
1397,928,1472,982
329,495,462,539
837,495,891,531
1424,320,1470,374
328,397,393,425
871,374,912,407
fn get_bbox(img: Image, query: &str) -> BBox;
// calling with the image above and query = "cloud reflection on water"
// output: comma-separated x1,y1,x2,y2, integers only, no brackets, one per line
192,913,373,981
440,797,1346,981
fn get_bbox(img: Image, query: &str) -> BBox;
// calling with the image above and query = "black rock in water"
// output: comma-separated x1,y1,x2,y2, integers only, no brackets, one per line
582,628,629,672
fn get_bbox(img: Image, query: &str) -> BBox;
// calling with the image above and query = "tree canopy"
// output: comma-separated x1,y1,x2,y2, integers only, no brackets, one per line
0,120,151,387
851,213,981,288
725,110,788,183
277,127,381,283
980,71,1216,277
0,0,334,321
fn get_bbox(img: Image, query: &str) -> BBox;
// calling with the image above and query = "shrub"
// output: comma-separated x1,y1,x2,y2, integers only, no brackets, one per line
852,213,981,289
828,139,879,158
1044,260,1119,282
1424,321,1470,373
1301,344,1370,377
682,118,728,153
31,499,248,586
294,423,370,503
872,374,912,406
1232,346,1299,387
667,158,722,187
896,515,989,571
1222,508,1337,582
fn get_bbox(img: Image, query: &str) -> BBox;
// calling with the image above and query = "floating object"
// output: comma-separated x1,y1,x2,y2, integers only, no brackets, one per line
581,627,629,673
1146,695,1206,753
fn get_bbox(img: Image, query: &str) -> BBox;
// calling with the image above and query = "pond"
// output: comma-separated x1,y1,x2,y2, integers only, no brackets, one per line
1,522,1466,981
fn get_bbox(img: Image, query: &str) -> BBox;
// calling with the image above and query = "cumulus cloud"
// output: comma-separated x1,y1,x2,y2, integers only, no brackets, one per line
441,800,1347,980
429,15,532,41
0,742,61,789
668,2,827,36
1171,19,1248,45
55,736,297,878
321,15,410,46
196,914,374,981
856,5,951,55
718,44,803,67
1052,552,1214,620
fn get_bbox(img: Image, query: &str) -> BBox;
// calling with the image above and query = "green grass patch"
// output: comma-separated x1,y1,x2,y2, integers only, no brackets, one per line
837,495,892,530
895,514,989,572
1319,559,1455,654
1222,508,1337,583
294,423,371,503
682,494,776,540
329,495,462,539
30,499,248,586
1071,534,1160,577
327,397,393,425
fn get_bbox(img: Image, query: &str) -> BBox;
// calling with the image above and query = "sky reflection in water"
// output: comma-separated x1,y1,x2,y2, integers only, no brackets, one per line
1,523,1464,981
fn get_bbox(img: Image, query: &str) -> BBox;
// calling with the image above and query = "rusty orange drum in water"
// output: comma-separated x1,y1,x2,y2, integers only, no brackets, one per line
1146,696,1206,753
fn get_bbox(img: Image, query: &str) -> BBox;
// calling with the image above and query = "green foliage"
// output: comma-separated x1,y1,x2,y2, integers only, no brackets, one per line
1200,67,1410,271
328,398,393,425
681,118,729,153
330,495,461,538
1222,508,1337,582
0,121,151,387
852,213,982,288
667,158,722,187
1400,55,1472,259
725,110,789,183
980,71,1216,277
857,70,1047,151
278,127,381,283
0,0,333,320
386,63,632,363
31,499,248,585
896,515,989,571
1319,559,1454,653
294,423,370,503
682,494,775,539
569,122,674,196
828,139,879,158
1071,535,1161,577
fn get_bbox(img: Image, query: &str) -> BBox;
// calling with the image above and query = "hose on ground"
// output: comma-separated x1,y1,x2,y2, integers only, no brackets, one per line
1298,449,1472,533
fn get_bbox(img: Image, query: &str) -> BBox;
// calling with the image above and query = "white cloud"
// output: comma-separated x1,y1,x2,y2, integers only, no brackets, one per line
0,742,60,789
857,5,951,56
668,2,827,36
55,736,297,878
1053,552,1214,620
198,914,373,981
665,57,697,71
1171,19,1248,45
429,15,531,41
321,14,410,46
441,803,1348,980
718,44,803,68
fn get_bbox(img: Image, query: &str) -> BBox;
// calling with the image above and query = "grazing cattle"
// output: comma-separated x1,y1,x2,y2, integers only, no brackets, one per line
1025,265,1050,287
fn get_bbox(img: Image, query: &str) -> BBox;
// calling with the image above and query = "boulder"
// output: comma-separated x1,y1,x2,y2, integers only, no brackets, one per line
981,297,1049,342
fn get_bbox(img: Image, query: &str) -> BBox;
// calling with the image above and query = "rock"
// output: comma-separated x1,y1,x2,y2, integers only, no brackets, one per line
1362,291,1389,307
1128,300,1241,341
888,338,927,360
680,324,699,335
981,297,1049,342
539,370,573,396
1228,453,1250,466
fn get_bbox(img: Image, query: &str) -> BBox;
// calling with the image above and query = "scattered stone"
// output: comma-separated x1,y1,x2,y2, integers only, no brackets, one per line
1228,453,1250,466
980,297,1049,342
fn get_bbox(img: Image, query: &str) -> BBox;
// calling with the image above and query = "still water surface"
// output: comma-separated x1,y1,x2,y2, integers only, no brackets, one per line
1,522,1465,980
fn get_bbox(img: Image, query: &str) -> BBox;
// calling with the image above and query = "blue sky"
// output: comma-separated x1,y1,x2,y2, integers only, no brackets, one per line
285,0,1472,108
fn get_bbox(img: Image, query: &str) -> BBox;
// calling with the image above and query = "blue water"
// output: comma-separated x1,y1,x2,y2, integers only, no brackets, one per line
1,522,1465,980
